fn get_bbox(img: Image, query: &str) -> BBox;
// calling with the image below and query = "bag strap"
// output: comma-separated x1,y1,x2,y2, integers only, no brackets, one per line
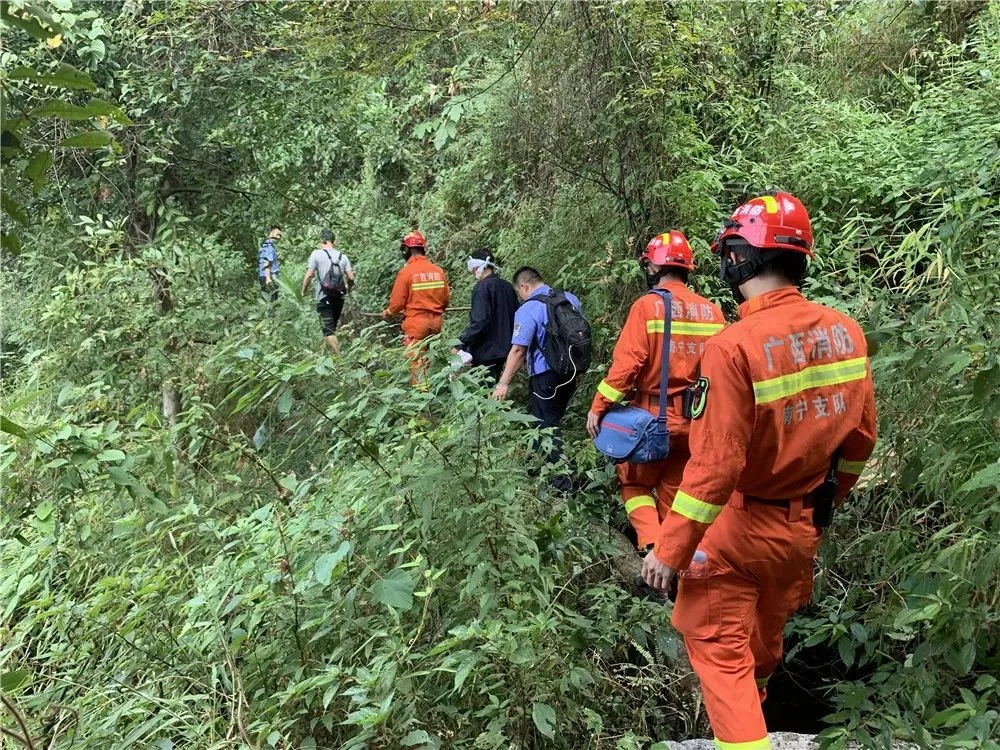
650,289,672,423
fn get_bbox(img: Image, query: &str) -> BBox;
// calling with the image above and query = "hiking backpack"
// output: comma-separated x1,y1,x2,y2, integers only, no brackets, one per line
319,249,348,296
535,291,592,378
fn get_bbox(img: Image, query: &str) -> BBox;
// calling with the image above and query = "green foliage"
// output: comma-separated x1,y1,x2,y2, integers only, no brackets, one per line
1,326,695,747
3,0,1000,746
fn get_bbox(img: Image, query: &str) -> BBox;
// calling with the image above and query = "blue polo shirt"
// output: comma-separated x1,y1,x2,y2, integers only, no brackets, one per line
511,285,582,376
258,238,280,278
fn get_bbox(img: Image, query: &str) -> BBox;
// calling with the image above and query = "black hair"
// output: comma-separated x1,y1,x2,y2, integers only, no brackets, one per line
320,229,335,243
270,224,282,232
756,251,808,286
471,247,498,265
513,266,543,286
657,267,690,285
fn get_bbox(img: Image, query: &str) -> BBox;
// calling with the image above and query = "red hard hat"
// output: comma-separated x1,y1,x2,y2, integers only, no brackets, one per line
712,192,813,256
401,230,426,248
642,230,695,271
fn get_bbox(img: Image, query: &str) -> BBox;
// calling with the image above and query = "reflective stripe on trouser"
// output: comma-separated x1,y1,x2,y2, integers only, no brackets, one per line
714,738,771,750
402,313,443,385
617,445,689,549
672,500,820,746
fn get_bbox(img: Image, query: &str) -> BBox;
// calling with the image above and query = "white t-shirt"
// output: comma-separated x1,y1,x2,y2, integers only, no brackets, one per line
307,246,353,301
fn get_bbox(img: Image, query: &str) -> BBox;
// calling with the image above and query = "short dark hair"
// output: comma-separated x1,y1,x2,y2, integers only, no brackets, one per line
757,251,808,286
657,267,689,284
513,266,543,286
270,224,282,232
320,229,335,242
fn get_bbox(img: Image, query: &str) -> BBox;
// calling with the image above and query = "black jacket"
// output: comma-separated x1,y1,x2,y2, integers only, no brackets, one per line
458,273,518,364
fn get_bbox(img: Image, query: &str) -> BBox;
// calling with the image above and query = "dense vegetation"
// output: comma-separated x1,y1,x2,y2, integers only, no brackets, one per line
2,0,998,747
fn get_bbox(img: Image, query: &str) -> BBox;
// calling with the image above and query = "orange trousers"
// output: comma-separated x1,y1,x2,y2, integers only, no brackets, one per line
618,442,688,549
671,497,821,748
402,313,443,385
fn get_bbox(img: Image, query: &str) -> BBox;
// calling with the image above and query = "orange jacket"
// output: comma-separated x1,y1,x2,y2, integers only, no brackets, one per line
591,281,725,439
655,287,877,570
387,255,451,318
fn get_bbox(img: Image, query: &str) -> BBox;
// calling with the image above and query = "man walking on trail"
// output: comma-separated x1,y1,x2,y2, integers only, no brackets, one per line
382,230,450,384
492,266,586,487
586,231,725,553
454,248,518,384
258,225,282,303
641,193,877,750
301,229,355,354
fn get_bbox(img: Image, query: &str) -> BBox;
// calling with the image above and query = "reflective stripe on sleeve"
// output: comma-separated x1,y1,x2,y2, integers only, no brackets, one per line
412,281,446,291
597,380,626,403
714,737,772,750
624,495,656,515
672,490,723,525
647,320,724,336
752,356,868,405
837,458,867,475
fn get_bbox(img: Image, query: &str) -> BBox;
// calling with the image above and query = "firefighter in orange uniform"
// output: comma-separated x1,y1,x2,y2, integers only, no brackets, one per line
382,230,451,383
642,193,877,750
586,231,725,551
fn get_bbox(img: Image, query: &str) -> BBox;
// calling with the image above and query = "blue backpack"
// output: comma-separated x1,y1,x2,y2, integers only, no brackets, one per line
593,289,672,463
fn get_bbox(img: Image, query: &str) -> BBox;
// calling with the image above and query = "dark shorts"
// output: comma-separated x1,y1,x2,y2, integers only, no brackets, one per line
317,294,345,336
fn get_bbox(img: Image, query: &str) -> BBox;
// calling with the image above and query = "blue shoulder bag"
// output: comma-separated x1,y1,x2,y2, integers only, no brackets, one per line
593,289,671,464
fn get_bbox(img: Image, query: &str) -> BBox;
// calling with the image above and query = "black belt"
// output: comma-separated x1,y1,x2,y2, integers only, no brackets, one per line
745,495,815,509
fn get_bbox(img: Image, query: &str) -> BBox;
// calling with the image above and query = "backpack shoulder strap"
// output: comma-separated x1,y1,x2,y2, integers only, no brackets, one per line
649,289,672,423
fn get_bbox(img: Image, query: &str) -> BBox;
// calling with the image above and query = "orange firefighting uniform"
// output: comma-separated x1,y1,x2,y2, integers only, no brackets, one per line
386,254,451,380
653,287,877,750
590,281,725,548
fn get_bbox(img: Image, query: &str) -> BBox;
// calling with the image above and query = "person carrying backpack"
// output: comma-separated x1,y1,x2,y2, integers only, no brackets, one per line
586,231,725,554
301,229,355,353
493,266,590,487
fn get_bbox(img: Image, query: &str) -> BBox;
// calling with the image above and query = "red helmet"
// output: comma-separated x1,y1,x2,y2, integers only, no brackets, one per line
712,192,813,257
642,230,695,271
401,230,426,248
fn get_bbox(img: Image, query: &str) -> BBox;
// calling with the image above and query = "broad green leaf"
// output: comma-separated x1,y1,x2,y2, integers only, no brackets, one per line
0,3,59,40
370,569,414,611
531,702,556,739
0,669,31,692
314,541,351,585
0,231,22,255
6,63,96,91
1,194,29,225
58,130,114,149
1,415,30,438
31,98,130,124
97,449,127,462
277,387,294,415
401,730,435,747
24,151,52,192
958,462,1000,493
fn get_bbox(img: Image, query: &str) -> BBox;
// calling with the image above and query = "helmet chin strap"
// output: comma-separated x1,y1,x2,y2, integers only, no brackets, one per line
719,246,787,301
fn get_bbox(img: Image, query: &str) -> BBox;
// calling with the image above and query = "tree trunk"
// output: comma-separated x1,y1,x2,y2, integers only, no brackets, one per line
162,379,181,426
